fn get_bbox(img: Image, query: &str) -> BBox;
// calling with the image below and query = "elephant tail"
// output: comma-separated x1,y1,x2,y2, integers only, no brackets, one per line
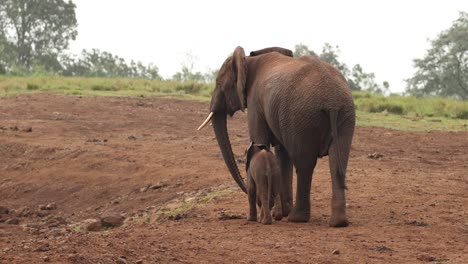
329,109,347,190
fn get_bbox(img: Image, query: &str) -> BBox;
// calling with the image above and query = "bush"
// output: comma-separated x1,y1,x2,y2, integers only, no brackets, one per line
26,83,40,90
455,109,468,119
91,84,118,91
175,82,204,94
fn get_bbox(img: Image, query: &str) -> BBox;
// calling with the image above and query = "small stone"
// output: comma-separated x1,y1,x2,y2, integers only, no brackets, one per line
332,249,340,255
36,211,50,217
6,218,20,225
45,203,57,210
117,257,128,264
0,206,9,214
101,214,124,227
42,256,50,262
24,127,33,133
36,243,50,252
149,183,168,190
84,219,102,232
136,260,143,264
367,152,384,159
18,207,32,217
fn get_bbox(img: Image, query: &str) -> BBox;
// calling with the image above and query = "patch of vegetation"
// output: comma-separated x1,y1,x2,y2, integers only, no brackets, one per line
1,76,467,131
26,83,40,90
198,189,232,204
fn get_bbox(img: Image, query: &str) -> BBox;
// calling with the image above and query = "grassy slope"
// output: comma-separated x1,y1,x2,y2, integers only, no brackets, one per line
1,76,467,131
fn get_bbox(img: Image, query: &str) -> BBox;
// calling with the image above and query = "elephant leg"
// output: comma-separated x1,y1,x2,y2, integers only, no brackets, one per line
247,176,257,222
260,197,272,225
288,158,317,223
275,145,293,217
328,123,354,227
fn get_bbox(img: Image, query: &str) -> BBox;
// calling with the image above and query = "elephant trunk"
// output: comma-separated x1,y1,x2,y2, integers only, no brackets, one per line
212,113,247,193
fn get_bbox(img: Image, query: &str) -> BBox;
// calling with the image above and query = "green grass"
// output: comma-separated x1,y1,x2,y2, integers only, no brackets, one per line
357,111,468,131
0,76,213,102
1,76,467,131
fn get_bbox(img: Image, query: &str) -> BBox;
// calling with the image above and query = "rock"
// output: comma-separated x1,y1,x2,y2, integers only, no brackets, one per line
101,214,124,227
84,219,102,232
149,182,168,190
39,203,57,210
36,243,50,252
367,152,384,159
136,260,143,264
0,206,9,214
18,207,32,217
41,255,50,262
6,218,20,225
332,249,340,255
140,185,150,193
24,127,33,133
45,203,57,210
36,211,50,217
117,257,127,264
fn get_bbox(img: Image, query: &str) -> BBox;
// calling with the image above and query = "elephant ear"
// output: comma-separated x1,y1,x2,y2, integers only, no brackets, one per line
233,46,247,112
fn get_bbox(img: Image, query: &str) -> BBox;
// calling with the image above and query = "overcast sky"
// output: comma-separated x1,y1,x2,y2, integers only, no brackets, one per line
70,0,467,93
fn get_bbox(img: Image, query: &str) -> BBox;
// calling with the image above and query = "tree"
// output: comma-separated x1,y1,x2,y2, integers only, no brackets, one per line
61,49,162,79
293,43,317,57
0,0,77,71
406,12,468,100
172,52,205,82
319,43,350,77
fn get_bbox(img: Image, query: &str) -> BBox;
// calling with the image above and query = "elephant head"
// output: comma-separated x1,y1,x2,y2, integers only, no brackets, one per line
198,46,248,193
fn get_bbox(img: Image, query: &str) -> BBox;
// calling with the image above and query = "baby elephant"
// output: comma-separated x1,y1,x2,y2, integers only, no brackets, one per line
246,143,283,224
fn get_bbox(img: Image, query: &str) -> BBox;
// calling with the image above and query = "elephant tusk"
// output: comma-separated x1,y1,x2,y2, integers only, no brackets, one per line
197,112,214,130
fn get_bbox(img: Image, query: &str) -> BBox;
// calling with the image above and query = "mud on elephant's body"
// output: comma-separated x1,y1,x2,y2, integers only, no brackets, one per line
246,144,282,225
199,46,355,227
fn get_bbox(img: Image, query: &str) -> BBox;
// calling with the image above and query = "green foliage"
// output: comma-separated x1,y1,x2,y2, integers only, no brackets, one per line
61,49,162,80
0,0,77,71
406,12,468,100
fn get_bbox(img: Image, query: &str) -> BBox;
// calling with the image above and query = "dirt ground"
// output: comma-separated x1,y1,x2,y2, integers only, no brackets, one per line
0,93,467,264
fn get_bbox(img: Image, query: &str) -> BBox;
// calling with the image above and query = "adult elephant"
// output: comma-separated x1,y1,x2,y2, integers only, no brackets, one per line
198,46,355,227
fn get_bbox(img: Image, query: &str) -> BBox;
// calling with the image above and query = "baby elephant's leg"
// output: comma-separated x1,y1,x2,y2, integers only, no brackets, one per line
247,176,257,221
273,194,283,221
261,196,273,225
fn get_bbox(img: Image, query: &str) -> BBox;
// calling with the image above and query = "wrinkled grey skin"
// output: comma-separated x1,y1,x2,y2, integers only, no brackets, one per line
246,144,282,225
205,46,355,227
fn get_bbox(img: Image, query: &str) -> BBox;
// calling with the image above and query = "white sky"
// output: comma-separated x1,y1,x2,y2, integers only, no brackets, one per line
70,0,467,93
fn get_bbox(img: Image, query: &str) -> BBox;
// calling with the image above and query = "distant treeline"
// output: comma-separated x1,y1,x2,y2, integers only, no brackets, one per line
0,1,466,99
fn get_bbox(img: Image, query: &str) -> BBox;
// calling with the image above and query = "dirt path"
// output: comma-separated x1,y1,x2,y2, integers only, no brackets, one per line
1,94,467,263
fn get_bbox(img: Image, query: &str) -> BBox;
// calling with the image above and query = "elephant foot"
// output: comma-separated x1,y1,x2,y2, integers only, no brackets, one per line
247,215,257,222
287,209,310,223
274,212,283,221
281,203,292,217
261,216,272,225
329,215,349,227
